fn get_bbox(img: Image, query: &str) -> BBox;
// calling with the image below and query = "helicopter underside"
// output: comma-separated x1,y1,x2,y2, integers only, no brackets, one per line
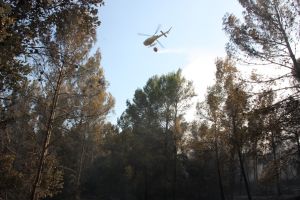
143,36,159,46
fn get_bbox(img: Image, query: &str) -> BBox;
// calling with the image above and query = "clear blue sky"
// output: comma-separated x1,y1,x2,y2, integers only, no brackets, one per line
96,1,243,124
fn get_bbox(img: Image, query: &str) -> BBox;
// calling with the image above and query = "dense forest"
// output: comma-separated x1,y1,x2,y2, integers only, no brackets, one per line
0,0,300,200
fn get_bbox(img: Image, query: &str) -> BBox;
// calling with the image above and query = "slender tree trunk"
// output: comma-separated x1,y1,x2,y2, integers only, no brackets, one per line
172,105,178,200
77,138,85,186
295,131,300,160
172,144,177,200
215,139,226,200
271,131,281,197
228,148,236,200
30,66,64,200
163,116,169,200
253,139,258,185
237,148,252,200
295,131,300,175
75,132,86,200
214,122,226,200
274,3,297,66
233,118,252,200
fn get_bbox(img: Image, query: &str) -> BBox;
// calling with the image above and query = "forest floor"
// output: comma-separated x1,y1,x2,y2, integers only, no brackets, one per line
234,195,300,200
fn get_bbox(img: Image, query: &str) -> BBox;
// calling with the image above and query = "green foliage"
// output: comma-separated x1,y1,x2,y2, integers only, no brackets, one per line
119,69,195,131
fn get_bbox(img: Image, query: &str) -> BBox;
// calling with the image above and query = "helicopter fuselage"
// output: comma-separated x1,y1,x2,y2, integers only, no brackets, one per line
143,27,172,47
143,35,161,46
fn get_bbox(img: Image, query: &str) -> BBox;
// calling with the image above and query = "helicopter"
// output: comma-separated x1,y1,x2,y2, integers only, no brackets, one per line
139,26,172,52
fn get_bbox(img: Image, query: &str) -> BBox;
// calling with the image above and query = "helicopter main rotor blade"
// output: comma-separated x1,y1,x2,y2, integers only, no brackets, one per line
154,24,161,35
138,33,151,36
157,40,165,48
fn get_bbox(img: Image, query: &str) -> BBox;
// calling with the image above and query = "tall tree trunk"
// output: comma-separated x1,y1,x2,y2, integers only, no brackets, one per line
75,132,86,200
274,3,297,66
172,143,177,200
163,115,170,200
30,66,64,200
172,104,178,200
228,148,236,200
252,139,258,185
295,131,300,175
233,118,252,200
215,139,226,200
214,122,226,200
295,131,300,161
237,148,252,200
271,130,281,197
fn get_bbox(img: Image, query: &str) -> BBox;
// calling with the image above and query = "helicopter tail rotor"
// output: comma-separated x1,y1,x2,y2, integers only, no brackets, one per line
160,27,172,37
160,31,168,37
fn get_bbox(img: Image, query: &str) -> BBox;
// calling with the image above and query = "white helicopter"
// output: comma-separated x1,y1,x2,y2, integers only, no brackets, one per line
139,26,172,52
